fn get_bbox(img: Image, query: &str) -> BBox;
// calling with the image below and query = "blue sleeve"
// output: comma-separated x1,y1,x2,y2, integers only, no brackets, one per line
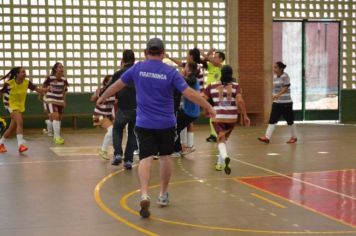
121,66,135,85
172,70,188,93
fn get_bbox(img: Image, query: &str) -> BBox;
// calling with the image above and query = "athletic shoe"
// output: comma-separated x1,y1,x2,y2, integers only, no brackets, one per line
47,132,53,137
286,137,297,144
123,161,133,170
133,149,139,155
53,137,65,145
215,163,223,171
42,128,48,134
206,135,217,142
18,144,28,153
111,154,122,166
258,136,270,144
139,195,151,218
224,157,231,175
157,192,169,207
153,155,159,160
171,152,181,158
0,144,7,153
181,146,195,155
98,150,109,160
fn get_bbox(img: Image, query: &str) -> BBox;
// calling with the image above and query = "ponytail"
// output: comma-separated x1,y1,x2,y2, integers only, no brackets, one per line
0,67,22,81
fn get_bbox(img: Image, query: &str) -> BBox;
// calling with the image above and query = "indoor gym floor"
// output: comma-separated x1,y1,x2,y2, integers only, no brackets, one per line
0,123,355,236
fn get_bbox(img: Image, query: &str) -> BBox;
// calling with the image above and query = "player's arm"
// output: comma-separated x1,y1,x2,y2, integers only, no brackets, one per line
236,93,250,127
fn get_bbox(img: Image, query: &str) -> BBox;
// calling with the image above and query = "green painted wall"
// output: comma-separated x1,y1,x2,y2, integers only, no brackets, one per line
0,93,210,129
0,93,94,128
341,90,356,123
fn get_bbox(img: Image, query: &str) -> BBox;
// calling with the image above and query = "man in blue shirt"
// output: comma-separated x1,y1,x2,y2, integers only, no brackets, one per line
98,38,215,218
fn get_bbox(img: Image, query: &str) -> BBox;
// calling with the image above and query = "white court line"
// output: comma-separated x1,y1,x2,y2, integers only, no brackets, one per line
231,157,356,201
0,158,102,166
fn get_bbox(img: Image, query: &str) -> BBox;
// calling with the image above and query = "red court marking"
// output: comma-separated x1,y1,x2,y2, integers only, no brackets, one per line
239,169,356,226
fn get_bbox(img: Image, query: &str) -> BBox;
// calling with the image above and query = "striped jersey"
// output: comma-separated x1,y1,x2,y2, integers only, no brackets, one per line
273,72,292,103
204,82,241,123
93,88,116,117
43,76,69,106
1,79,37,112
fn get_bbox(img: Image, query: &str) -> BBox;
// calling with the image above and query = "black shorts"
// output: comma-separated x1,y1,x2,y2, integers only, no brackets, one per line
135,126,176,160
269,102,294,125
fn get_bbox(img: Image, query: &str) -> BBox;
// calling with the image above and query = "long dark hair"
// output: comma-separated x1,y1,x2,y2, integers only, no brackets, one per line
220,65,234,85
50,62,62,76
189,47,207,69
102,75,112,87
0,67,22,81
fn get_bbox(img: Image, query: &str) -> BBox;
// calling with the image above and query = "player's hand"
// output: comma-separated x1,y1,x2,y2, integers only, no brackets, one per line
206,106,216,118
96,97,104,106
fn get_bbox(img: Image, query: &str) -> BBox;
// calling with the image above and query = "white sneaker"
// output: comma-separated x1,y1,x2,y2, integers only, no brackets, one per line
171,152,181,158
157,192,169,207
133,149,139,155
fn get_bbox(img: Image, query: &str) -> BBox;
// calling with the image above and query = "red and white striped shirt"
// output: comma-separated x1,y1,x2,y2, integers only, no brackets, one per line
93,88,116,117
204,82,241,123
43,76,69,106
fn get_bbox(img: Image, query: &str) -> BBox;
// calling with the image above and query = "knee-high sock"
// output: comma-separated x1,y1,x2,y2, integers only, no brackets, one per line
180,127,187,145
187,132,194,148
218,142,228,163
46,119,53,133
289,124,297,138
265,124,276,139
102,126,113,151
53,120,61,138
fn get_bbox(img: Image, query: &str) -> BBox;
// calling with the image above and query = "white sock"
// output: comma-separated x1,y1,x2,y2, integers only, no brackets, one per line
17,134,25,147
0,137,6,145
101,126,113,151
289,124,297,138
218,142,228,163
265,124,276,139
46,119,53,133
218,154,224,164
180,127,187,145
53,120,61,138
187,132,194,148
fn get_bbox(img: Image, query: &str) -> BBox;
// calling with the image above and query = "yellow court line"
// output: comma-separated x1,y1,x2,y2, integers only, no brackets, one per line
251,193,286,209
119,179,356,235
235,178,356,229
94,168,158,236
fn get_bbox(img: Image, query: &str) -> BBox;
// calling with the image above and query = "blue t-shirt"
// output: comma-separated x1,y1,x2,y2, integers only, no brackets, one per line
121,59,188,129
183,80,200,118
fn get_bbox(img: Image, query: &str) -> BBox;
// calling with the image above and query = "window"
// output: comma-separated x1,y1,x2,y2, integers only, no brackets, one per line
0,0,226,92
273,0,356,90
